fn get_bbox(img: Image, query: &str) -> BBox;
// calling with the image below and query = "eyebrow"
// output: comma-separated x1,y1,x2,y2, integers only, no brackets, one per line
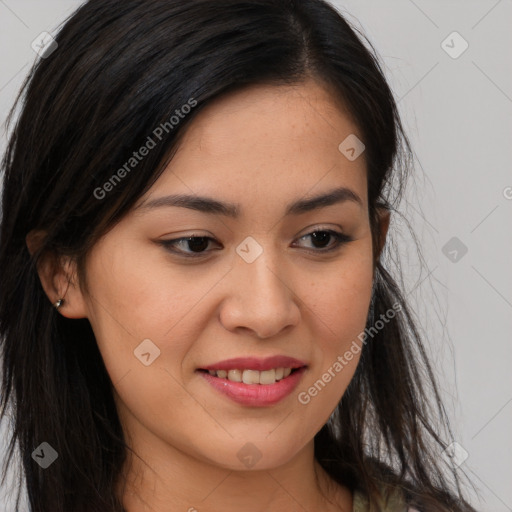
136,186,363,218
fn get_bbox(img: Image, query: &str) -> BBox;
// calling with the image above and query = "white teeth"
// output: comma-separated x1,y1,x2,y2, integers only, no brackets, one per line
227,369,242,382
207,367,295,385
242,369,260,385
259,369,276,385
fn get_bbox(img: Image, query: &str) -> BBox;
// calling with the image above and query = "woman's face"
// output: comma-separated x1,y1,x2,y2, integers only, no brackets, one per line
73,80,381,470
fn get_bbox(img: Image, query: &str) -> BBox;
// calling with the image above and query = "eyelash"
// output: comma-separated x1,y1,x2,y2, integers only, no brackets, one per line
158,229,354,259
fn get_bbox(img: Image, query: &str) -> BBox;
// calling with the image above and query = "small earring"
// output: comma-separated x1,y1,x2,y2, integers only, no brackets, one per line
54,298,64,310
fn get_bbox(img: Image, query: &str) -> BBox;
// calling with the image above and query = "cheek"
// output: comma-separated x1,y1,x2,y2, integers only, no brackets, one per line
82,244,219,384
293,247,373,424
87,246,204,327
83,249,224,452
308,249,374,351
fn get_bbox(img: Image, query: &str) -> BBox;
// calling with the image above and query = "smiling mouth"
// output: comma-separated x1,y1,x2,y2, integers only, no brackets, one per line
197,367,304,385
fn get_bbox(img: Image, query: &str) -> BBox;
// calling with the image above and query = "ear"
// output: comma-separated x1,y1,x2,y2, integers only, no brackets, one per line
375,206,390,261
25,230,88,319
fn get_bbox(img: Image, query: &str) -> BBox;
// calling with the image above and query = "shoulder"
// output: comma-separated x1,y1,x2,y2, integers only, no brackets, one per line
352,481,420,512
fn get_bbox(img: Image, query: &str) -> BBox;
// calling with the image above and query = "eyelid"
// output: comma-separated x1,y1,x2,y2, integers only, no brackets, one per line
158,226,353,258
292,228,353,253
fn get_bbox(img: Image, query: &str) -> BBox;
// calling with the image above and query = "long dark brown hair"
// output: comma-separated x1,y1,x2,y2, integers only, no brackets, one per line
0,1,478,511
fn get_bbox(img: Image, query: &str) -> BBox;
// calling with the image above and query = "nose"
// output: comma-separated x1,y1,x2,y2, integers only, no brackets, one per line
218,248,301,339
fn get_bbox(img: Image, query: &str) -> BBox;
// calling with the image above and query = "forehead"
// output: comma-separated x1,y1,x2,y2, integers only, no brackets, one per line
181,80,360,156
143,80,367,212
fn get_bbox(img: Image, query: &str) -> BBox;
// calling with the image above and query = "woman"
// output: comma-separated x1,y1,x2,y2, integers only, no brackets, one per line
0,1,478,511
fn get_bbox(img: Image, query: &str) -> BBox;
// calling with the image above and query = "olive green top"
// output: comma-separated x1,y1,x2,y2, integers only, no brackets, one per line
352,483,410,512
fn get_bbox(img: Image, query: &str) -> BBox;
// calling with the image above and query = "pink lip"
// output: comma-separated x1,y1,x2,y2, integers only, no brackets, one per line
200,355,307,372
199,367,307,407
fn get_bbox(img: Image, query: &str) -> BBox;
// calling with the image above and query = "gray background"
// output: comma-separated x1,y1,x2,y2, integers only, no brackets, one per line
0,1,510,510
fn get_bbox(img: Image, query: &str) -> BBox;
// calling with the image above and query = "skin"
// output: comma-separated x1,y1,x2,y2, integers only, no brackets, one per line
28,79,389,512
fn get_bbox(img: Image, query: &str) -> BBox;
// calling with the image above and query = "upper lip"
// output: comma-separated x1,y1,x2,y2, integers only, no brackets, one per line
200,356,307,372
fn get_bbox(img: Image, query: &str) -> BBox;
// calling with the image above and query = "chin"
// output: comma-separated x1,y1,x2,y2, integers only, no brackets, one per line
197,438,307,472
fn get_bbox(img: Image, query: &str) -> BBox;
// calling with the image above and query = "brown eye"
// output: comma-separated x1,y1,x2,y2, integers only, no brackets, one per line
294,230,353,253
159,236,220,257
158,229,353,260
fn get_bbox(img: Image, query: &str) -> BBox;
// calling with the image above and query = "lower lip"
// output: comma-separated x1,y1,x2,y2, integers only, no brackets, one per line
198,368,307,407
